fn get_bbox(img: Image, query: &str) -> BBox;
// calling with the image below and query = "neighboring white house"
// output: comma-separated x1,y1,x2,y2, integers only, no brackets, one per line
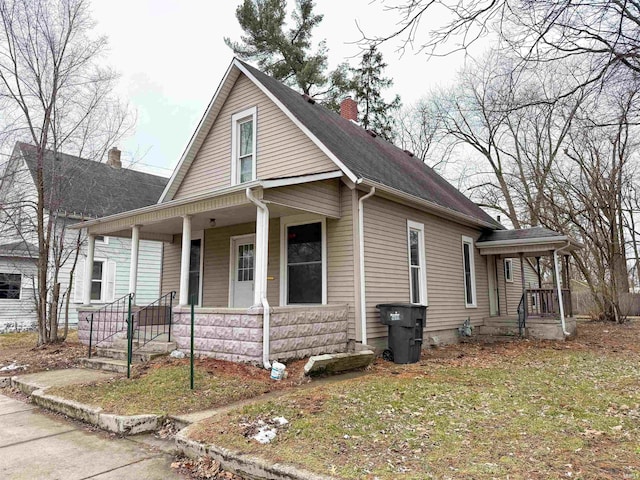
0,142,168,333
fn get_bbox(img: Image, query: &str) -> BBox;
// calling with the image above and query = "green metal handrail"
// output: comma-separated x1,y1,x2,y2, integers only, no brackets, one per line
86,293,134,358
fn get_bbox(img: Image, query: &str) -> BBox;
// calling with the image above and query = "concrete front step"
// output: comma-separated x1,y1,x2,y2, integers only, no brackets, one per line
80,357,129,374
111,337,176,353
95,347,164,363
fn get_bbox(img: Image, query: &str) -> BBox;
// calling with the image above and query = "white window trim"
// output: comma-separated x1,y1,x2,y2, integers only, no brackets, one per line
279,214,327,306
0,272,22,300
504,258,514,283
95,235,109,245
407,220,428,306
231,106,257,186
462,236,477,308
90,257,107,303
228,233,256,308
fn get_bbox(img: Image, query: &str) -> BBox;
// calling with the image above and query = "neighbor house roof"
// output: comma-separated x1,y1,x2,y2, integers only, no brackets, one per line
0,241,38,258
15,142,168,218
160,58,502,230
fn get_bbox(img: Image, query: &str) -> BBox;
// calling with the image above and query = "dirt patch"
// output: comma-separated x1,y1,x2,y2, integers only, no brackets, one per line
0,331,84,377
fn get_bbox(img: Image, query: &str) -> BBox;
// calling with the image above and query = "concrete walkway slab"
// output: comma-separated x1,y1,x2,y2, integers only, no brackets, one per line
0,408,74,448
0,394,185,480
12,368,116,393
0,395,35,416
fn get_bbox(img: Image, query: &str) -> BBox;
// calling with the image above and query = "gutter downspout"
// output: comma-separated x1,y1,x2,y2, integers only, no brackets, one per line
358,186,376,345
246,188,271,369
553,241,572,337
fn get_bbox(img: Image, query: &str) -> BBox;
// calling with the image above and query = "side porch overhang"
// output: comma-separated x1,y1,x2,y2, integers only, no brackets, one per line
476,226,583,339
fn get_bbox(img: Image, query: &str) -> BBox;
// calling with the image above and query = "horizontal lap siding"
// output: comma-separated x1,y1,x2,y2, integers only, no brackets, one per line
0,257,37,332
174,74,336,200
363,196,490,339
263,179,340,218
497,257,539,316
161,236,181,297
202,219,280,307
327,184,356,338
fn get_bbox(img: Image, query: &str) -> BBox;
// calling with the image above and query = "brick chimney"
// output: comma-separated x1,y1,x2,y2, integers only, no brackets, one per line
340,97,358,122
107,147,121,169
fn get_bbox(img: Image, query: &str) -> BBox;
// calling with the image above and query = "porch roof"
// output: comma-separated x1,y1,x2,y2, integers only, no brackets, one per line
69,171,343,240
476,226,583,256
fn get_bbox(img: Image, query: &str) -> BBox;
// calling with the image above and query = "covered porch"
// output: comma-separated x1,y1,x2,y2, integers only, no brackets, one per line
477,227,582,340
74,174,351,365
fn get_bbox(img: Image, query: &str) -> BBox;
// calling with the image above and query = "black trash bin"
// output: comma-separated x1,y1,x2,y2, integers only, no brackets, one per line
376,303,427,364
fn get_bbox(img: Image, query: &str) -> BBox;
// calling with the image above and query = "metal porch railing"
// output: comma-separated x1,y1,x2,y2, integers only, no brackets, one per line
86,293,133,358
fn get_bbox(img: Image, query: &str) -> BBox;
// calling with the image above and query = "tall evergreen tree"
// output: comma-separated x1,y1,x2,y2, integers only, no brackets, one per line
225,0,349,105
351,45,401,141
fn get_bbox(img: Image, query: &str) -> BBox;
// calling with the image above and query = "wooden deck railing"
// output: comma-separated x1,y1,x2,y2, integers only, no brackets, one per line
525,288,572,318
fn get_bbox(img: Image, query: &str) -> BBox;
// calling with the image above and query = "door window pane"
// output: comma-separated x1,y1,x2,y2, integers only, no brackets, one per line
237,243,254,282
287,223,322,304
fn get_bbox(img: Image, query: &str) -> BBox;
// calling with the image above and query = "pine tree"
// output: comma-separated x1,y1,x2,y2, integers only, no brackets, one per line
351,45,401,142
225,0,350,105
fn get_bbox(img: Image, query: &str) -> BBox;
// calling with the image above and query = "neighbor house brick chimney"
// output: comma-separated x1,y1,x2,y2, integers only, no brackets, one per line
107,147,121,169
340,97,358,122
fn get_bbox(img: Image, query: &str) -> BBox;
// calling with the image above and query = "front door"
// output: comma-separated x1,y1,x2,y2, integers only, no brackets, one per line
230,235,255,308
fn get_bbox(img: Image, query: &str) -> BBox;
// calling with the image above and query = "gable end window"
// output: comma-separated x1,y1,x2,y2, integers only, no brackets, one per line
407,220,427,305
231,107,257,185
504,258,514,282
462,236,477,308
0,273,21,299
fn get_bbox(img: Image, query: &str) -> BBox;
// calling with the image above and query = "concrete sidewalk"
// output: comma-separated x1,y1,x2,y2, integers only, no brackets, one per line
0,394,187,480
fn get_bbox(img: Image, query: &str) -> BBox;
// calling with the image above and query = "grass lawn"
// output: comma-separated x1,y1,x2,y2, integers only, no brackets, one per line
188,321,640,479
49,357,308,416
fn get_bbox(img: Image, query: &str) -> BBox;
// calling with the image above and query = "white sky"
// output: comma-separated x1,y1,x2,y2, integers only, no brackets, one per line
89,0,470,176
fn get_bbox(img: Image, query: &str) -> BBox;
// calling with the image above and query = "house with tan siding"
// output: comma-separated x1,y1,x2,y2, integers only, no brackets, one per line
72,58,581,366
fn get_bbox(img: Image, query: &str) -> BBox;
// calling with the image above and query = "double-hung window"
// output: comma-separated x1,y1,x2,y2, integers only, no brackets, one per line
281,216,326,305
91,260,105,301
0,273,21,299
407,221,427,304
231,107,257,185
504,258,513,282
462,236,477,307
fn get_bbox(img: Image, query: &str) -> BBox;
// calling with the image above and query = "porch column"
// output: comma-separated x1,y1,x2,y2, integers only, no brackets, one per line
129,225,140,301
83,234,96,305
520,253,527,319
253,206,269,306
179,215,192,306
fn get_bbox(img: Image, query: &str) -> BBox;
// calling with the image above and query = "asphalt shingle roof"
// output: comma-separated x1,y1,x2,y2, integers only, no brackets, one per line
477,226,564,243
239,60,502,229
16,143,168,218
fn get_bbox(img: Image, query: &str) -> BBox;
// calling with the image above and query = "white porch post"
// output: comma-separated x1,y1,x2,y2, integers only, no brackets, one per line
253,207,269,306
129,225,140,301
179,215,192,306
83,234,96,305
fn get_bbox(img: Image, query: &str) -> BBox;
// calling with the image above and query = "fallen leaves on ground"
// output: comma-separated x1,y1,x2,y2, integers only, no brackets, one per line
189,320,640,480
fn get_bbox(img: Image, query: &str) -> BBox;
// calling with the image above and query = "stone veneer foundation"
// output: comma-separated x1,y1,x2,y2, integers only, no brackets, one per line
171,304,349,364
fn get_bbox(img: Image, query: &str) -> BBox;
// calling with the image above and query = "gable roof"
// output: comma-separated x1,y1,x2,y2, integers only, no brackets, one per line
15,142,168,218
161,58,501,229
